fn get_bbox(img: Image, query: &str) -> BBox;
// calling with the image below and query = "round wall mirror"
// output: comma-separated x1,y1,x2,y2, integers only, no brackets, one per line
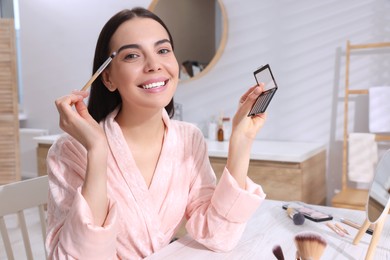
149,0,228,82
367,149,390,223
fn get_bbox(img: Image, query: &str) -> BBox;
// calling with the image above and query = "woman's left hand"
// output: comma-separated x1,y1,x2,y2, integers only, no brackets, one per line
226,84,267,188
230,84,267,142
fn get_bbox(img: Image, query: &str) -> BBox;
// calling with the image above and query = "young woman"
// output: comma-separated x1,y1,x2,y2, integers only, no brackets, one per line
46,7,267,259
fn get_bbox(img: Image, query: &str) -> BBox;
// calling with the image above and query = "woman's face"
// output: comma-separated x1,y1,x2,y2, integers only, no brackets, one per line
103,17,179,113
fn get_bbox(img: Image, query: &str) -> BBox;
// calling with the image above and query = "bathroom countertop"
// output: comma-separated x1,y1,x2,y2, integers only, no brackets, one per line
34,135,325,163
207,139,325,163
33,134,62,145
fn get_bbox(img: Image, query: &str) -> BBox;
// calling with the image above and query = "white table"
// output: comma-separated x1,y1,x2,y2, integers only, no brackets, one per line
146,200,390,259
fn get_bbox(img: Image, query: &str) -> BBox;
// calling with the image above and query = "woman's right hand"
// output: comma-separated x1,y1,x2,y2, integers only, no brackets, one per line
56,91,109,226
55,90,107,151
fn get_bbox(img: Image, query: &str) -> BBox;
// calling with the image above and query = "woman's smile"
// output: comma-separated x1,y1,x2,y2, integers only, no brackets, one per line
139,78,169,89
142,81,165,89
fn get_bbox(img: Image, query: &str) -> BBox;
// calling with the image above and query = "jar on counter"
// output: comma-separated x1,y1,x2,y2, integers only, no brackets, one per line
217,118,224,142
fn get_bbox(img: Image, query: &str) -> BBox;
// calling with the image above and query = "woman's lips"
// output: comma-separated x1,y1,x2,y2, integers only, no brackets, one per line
138,79,169,93
141,80,166,89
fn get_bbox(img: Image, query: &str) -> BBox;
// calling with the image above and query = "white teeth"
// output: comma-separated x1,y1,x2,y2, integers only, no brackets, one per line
142,81,165,89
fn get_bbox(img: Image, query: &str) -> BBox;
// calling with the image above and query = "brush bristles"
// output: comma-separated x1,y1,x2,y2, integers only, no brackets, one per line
294,231,327,260
272,245,285,260
287,207,305,225
110,51,117,59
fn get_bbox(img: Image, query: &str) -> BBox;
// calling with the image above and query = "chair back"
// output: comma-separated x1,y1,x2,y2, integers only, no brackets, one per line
0,176,48,260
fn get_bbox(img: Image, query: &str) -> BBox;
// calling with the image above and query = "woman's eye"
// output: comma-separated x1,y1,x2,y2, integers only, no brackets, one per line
124,53,139,60
158,48,171,54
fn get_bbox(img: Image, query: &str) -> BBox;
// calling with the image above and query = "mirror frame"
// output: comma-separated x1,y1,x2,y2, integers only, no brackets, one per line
353,149,390,260
148,0,228,82
366,149,390,223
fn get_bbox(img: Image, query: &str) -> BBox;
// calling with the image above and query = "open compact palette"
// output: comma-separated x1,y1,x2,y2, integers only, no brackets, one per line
248,64,278,116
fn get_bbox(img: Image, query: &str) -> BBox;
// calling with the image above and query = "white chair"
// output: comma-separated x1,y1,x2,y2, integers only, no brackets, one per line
0,176,48,260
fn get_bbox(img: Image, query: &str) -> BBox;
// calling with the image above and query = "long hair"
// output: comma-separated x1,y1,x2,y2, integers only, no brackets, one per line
88,8,175,122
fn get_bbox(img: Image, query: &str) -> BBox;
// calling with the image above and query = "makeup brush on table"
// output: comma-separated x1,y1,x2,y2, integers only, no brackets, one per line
287,207,305,225
294,231,327,260
272,244,285,260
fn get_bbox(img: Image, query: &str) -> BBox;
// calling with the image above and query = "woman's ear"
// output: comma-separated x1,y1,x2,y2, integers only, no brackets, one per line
101,70,116,92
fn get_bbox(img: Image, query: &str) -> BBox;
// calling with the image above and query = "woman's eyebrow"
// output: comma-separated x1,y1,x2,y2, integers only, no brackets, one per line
117,44,139,54
116,39,172,54
155,39,171,46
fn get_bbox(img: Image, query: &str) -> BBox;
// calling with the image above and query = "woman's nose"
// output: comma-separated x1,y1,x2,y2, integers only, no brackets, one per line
144,55,161,72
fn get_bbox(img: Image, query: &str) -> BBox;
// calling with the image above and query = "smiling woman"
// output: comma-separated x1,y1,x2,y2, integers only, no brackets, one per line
149,0,228,81
46,7,268,259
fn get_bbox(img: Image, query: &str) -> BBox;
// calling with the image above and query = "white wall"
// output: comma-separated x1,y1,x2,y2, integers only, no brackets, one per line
18,0,146,130
18,0,390,204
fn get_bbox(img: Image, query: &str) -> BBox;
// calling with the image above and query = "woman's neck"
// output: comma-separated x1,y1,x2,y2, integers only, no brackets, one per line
115,107,165,143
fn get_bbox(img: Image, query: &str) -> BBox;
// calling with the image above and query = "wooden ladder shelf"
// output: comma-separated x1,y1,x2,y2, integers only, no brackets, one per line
332,40,390,210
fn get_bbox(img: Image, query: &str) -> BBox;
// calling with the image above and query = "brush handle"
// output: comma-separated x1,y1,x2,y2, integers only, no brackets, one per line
80,53,116,91
340,218,373,235
326,222,344,237
335,223,349,235
80,72,102,91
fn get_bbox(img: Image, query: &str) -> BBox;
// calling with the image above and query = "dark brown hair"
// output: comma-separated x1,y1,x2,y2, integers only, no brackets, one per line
88,7,175,122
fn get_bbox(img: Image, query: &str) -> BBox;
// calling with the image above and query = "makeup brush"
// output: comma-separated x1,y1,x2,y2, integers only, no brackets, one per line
80,52,117,91
294,231,327,260
272,245,285,260
287,207,305,225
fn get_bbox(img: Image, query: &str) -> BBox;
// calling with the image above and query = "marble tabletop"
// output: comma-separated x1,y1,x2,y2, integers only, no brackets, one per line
146,199,390,259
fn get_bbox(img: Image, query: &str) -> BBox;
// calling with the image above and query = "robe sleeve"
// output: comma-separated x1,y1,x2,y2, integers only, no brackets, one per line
185,129,266,252
45,135,119,260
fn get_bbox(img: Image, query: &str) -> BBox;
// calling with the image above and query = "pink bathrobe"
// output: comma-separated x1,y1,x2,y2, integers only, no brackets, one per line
46,108,266,259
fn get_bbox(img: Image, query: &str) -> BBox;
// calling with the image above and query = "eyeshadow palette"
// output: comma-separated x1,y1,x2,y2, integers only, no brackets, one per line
248,64,278,117
282,202,333,222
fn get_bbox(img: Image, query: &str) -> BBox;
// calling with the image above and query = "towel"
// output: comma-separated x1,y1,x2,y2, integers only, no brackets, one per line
348,133,378,183
369,86,390,133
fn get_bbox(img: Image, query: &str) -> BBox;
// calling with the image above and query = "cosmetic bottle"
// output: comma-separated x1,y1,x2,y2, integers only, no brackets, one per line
217,117,224,142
